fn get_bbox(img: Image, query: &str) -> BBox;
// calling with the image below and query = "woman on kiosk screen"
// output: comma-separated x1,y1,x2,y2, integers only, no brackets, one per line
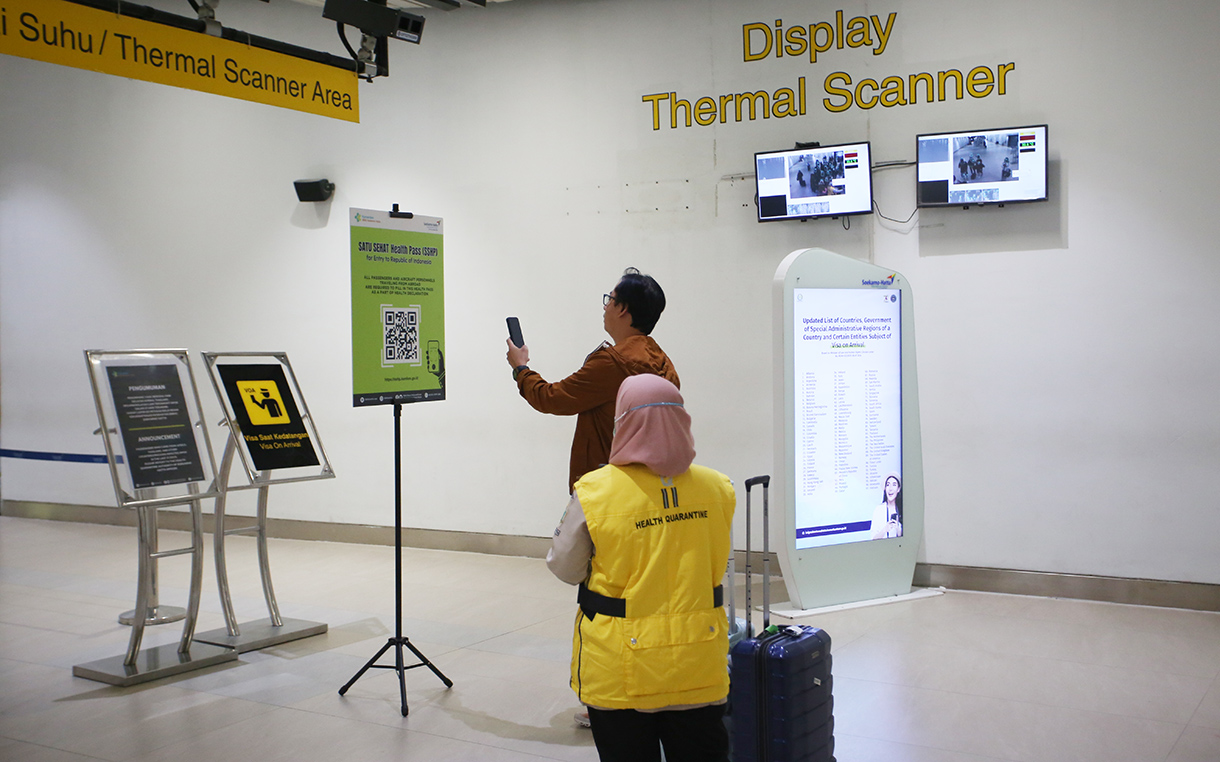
870,472,903,540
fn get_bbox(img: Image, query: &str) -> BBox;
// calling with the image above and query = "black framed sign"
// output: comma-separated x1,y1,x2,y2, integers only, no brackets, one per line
106,363,206,490
216,363,320,472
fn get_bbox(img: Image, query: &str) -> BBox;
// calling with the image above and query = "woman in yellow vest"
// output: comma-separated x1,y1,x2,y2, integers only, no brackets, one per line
547,373,735,762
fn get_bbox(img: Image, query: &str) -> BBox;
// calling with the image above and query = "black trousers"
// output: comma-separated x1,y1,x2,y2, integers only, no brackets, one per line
586,704,729,762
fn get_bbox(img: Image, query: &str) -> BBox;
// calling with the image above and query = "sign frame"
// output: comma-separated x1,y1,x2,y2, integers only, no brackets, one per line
202,351,335,488
349,208,446,407
84,348,220,508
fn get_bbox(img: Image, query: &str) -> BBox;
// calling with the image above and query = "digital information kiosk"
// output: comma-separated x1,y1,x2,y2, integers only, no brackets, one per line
773,249,925,611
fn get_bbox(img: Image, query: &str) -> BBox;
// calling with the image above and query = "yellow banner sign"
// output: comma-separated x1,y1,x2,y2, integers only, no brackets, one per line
1,0,360,122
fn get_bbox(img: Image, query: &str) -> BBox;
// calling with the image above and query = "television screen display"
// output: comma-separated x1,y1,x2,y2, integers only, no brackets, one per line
916,124,1048,207
791,287,903,549
755,141,873,222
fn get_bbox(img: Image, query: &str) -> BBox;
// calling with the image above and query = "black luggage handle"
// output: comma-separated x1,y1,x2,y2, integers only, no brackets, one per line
743,475,771,638
744,475,770,489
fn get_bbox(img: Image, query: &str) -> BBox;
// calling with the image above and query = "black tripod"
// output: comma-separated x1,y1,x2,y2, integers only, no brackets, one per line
339,403,452,716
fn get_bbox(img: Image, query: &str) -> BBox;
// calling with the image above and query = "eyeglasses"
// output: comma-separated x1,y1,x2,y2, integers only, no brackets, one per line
603,293,616,306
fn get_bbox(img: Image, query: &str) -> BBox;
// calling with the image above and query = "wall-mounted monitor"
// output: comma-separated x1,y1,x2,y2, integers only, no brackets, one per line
916,124,1048,207
755,141,873,222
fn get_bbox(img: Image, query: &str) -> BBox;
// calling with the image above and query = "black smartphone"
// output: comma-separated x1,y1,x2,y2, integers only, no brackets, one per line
506,317,524,348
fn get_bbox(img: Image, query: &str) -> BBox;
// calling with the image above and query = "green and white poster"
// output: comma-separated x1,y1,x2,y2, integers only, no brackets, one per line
349,208,445,406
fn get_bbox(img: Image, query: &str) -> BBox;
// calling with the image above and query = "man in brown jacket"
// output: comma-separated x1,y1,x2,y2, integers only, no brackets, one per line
506,267,679,494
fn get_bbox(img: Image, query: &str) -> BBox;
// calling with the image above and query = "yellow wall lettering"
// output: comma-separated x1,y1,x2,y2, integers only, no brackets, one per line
821,63,1014,114
743,12,899,65
845,16,872,48
671,94,692,128
743,23,771,61
647,10,1017,126
997,62,1015,94
967,65,995,97
938,70,963,101
784,26,808,58
736,91,769,121
823,71,852,113
641,78,808,130
772,87,798,118
909,72,935,103
879,76,906,107
718,94,734,123
641,92,668,130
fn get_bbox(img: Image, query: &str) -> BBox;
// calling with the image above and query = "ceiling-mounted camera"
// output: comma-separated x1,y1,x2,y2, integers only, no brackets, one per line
323,0,425,44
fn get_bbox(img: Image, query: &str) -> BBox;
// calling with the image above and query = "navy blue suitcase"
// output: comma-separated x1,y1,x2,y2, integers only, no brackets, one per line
729,476,835,762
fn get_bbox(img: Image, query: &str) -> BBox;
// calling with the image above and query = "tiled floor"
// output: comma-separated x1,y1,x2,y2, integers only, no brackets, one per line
1,515,1219,762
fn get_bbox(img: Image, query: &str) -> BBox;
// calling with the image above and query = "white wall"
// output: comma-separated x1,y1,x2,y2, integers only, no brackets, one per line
2,0,1218,583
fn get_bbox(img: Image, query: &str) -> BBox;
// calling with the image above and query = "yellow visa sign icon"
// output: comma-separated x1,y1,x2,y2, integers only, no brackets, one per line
240,382,288,425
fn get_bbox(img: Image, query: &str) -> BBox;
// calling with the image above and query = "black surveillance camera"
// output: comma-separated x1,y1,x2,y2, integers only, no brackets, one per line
393,12,425,44
323,0,425,43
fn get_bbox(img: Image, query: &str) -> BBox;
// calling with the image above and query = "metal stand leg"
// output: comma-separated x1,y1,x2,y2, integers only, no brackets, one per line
124,504,153,665
180,484,204,653
255,484,283,628
194,428,327,653
213,436,242,637
78,488,236,685
119,496,186,627
338,403,452,716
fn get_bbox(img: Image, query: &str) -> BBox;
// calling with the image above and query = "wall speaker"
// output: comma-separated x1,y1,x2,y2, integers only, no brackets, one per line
294,179,335,202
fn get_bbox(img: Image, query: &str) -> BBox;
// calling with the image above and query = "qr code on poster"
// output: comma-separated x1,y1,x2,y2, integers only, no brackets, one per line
382,306,421,365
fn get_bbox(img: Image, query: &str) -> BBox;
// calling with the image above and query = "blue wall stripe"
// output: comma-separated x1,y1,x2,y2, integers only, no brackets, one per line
0,449,119,464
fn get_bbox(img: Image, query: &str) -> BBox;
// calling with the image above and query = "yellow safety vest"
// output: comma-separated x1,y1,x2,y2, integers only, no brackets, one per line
571,462,735,709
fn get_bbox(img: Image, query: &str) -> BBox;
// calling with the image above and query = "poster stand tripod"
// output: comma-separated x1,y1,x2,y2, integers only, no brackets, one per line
339,402,452,716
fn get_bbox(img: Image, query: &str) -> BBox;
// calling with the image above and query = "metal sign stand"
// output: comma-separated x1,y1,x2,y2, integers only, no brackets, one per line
193,352,333,653
105,454,185,627
192,432,328,651
341,206,451,715
338,402,452,716
74,349,236,686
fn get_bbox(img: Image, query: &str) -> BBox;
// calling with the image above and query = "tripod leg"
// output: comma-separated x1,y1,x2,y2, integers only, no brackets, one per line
396,638,409,717
338,638,394,695
404,638,454,688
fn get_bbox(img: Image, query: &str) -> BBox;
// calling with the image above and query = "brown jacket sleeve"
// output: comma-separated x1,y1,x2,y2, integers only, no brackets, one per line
515,347,626,416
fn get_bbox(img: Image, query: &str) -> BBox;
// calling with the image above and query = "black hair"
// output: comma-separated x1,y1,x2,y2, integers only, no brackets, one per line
612,267,666,335
881,475,903,525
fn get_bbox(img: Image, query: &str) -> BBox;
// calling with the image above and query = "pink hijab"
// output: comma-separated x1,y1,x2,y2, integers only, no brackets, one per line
607,374,695,477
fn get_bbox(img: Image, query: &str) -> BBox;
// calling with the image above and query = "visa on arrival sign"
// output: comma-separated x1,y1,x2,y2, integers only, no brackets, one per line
0,0,359,122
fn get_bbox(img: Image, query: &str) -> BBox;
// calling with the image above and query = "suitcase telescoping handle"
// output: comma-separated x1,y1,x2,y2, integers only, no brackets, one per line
742,475,770,638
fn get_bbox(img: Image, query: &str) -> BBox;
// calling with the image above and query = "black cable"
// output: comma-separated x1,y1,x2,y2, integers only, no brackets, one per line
867,160,918,224
336,22,359,62
872,199,918,225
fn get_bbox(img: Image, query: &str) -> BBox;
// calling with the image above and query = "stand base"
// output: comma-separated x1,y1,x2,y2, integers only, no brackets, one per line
339,636,453,717
118,605,187,626
769,587,945,618
193,618,328,653
73,642,236,686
